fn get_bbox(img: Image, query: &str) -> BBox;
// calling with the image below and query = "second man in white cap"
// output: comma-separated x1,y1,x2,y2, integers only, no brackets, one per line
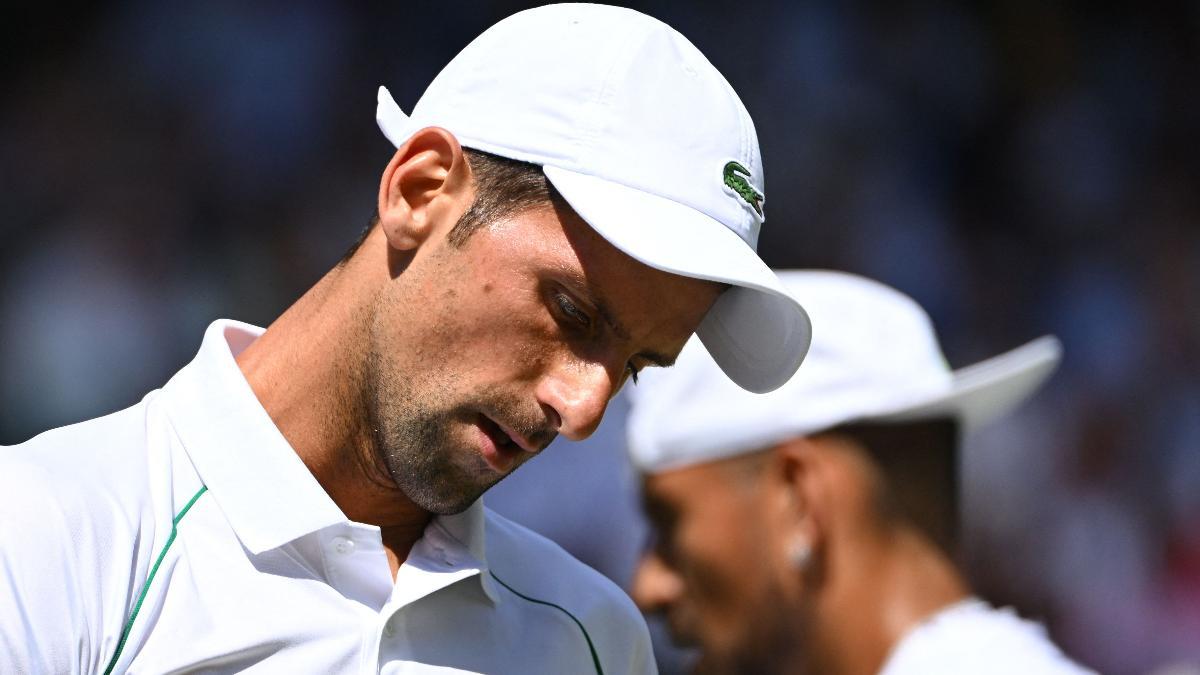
628,270,1095,675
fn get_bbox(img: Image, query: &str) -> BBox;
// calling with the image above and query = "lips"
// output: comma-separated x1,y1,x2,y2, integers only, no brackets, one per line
492,418,539,454
475,414,529,472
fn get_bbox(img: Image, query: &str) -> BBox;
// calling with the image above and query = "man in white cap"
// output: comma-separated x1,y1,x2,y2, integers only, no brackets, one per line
0,5,811,673
628,270,1095,675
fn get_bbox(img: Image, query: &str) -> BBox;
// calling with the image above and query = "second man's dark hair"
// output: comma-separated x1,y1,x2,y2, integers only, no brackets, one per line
832,418,961,557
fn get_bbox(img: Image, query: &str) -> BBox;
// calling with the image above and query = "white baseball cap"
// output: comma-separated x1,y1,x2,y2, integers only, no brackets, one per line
374,3,810,393
627,270,1063,473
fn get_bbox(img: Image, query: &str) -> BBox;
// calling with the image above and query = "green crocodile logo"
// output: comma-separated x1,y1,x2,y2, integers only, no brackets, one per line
723,161,764,217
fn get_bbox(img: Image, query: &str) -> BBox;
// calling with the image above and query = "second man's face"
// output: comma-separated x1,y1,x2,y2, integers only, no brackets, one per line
634,454,807,674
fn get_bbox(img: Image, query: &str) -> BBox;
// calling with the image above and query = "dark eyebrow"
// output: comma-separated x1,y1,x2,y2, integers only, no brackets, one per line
641,486,678,525
559,273,677,368
594,299,678,367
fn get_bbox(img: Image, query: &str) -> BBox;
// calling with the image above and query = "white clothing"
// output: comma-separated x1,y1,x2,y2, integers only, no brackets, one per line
0,320,653,674
879,598,1096,675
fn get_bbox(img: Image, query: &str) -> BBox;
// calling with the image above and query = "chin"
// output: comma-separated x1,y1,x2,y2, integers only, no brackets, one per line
382,447,495,515
397,476,486,515
703,623,807,675
695,651,787,675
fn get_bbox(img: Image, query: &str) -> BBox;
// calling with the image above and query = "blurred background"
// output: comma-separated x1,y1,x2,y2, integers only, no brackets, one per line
2,1,1197,673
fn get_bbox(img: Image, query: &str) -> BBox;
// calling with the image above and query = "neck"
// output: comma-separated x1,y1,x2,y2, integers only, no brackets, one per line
235,238,433,570
806,526,970,675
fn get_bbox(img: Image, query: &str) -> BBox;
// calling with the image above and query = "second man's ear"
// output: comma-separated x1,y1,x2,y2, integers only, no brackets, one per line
769,437,827,562
377,126,474,251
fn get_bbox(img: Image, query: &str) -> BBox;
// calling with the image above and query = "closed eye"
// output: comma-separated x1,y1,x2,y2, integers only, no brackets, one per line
626,363,641,385
554,292,592,329
550,286,648,386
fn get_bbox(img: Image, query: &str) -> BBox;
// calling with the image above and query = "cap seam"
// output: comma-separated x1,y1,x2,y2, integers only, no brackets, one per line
573,19,660,170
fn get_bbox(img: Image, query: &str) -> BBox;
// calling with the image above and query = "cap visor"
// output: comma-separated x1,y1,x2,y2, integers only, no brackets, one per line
543,165,811,393
878,335,1063,431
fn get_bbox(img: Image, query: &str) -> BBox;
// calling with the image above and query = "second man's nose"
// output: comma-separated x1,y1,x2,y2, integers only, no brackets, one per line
631,552,685,613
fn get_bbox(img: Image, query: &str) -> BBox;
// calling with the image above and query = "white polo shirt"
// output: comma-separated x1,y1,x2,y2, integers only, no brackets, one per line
0,320,654,674
880,598,1096,675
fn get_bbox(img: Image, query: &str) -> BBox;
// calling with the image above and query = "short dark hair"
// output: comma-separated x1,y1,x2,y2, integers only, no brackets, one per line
447,149,559,246
339,149,556,263
831,418,961,556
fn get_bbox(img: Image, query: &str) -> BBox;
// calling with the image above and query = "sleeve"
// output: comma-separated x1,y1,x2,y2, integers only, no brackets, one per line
0,454,108,674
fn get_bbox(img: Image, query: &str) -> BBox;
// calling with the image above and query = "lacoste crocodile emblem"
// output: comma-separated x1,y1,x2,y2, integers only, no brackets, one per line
723,161,764,217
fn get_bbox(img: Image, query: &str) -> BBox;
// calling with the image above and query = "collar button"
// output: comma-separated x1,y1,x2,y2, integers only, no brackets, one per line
332,536,355,555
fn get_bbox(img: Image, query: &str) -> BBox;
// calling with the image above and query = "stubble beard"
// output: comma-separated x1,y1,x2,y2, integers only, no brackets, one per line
693,577,810,675
361,343,502,515
352,246,549,516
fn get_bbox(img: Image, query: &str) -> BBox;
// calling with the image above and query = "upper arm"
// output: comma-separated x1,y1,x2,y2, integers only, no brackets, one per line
0,431,156,675
0,457,98,674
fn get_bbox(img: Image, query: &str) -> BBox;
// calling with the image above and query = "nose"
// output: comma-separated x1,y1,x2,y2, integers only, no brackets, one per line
535,359,614,440
631,552,684,614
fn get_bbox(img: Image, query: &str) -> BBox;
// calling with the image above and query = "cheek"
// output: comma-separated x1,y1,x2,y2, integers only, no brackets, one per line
457,285,560,380
675,509,773,641
383,271,557,386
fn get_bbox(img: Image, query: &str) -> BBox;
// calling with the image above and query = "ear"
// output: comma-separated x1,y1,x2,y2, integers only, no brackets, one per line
767,437,828,577
377,126,474,251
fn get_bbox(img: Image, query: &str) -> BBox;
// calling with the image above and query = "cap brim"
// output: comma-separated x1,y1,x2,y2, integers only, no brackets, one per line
876,335,1062,432
542,165,811,393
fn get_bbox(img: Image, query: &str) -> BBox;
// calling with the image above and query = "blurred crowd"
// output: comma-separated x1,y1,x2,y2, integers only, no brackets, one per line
2,2,1196,674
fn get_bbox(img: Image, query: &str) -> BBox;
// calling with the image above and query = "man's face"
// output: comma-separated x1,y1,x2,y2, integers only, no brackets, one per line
634,456,804,675
366,199,722,514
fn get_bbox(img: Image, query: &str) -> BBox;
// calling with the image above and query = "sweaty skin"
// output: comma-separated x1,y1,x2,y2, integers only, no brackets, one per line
237,126,723,578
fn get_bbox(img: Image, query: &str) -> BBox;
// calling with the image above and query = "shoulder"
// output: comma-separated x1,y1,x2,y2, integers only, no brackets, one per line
483,507,644,622
881,600,1097,675
483,508,654,673
0,397,183,673
1,396,167,521
0,394,192,583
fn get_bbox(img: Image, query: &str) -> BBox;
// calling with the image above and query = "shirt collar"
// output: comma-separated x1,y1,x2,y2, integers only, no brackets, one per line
416,500,500,604
440,499,489,566
880,596,992,673
161,319,495,592
451,502,501,603
162,320,347,554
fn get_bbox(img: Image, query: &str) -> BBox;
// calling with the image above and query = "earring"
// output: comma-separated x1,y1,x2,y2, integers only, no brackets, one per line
787,537,813,570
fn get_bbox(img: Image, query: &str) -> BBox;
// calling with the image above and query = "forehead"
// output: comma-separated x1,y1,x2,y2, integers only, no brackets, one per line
643,459,756,520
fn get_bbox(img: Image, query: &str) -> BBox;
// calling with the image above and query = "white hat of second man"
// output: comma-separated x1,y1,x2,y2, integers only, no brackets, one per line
627,270,1062,474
